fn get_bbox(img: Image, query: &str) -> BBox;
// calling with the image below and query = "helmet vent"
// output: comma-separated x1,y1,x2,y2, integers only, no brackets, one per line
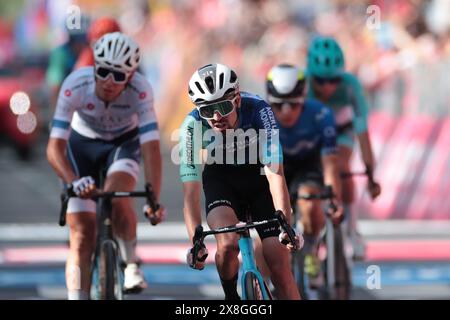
219,73,224,89
188,87,194,96
230,71,237,83
125,57,132,68
195,82,205,94
324,41,329,48
325,57,330,66
205,76,215,93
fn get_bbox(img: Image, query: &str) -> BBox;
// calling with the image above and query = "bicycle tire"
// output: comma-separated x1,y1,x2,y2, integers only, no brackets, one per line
99,240,120,300
321,225,351,300
333,225,351,300
243,272,265,300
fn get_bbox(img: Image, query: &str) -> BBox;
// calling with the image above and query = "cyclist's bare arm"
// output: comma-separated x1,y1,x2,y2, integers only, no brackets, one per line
141,140,162,201
264,164,292,225
321,153,342,201
357,131,375,173
47,138,78,184
183,181,203,242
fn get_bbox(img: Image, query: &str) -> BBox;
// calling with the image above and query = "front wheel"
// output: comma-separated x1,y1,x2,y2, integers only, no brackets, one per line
321,224,351,300
99,240,123,300
243,272,265,300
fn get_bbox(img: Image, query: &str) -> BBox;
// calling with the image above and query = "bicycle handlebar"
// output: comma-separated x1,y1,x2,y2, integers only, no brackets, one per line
191,210,298,267
58,183,159,227
297,185,338,216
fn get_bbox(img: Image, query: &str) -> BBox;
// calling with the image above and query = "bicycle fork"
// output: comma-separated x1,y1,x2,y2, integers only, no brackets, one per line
238,233,270,300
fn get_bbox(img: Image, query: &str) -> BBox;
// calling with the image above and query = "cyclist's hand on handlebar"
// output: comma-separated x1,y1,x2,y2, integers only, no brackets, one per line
71,176,96,198
367,180,381,200
186,244,209,270
279,227,304,252
143,204,166,226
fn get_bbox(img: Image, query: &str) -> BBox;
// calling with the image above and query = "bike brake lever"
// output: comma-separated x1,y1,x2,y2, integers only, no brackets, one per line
275,211,298,250
145,183,160,211
191,225,204,267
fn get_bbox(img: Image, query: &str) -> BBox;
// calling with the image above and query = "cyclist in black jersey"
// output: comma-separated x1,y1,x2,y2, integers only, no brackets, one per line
179,63,302,300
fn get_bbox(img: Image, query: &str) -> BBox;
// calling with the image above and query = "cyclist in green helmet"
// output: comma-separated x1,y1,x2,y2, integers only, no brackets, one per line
306,36,381,260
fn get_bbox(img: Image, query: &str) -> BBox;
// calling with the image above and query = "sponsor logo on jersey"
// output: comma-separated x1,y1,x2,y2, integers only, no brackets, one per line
86,103,95,111
65,90,72,97
139,92,147,100
185,126,195,169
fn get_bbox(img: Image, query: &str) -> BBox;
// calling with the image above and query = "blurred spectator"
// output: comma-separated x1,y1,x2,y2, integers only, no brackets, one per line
45,18,89,110
5,0,450,139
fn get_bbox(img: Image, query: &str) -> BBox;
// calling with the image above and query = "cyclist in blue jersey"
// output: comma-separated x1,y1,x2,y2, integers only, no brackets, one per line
47,33,165,300
179,63,302,300
262,64,344,286
306,36,381,260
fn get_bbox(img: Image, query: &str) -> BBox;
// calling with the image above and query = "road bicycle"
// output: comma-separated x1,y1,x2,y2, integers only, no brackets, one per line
191,210,297,300
59,168,159,300
291,185,351,300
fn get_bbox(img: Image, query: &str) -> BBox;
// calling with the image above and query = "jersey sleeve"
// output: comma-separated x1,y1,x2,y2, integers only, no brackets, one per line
347,74,369,134
316,105,338,156
253,101,283,165
179,114,203,183
49,71,80,140
135,80,160,144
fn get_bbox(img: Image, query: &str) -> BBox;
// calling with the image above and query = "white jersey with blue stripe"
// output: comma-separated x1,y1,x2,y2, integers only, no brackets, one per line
50,67,159,144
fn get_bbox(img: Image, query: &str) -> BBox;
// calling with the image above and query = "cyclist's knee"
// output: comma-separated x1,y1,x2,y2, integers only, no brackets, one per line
112,198,135,217
104,171,136,192
216,238,239,258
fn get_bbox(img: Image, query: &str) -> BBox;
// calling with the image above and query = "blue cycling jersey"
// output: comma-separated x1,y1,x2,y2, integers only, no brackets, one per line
278,98,337,163
179,92,283,182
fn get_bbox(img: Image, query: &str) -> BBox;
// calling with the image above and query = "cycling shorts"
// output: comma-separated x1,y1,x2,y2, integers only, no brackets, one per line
66,128,141,214
284,154,324,201
202,164,280,240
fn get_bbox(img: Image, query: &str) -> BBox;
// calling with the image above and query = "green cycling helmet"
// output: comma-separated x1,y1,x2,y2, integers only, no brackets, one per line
307,36,345,78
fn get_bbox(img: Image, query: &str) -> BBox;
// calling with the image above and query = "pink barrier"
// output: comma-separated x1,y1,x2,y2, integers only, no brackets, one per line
353,112,450,220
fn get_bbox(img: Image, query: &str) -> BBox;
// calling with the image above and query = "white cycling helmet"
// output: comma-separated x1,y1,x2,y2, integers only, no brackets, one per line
188,63,239,105
266,64,306,101
94,32,140,74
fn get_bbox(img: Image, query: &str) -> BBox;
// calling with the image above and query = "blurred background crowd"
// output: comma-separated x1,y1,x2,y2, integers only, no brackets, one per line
1,0,449,157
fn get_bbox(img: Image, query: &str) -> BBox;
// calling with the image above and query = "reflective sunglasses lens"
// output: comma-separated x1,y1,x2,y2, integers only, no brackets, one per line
199,100,234,119
199,105,215,119
112,70,127,82
314,76,341,85
96,67,110,79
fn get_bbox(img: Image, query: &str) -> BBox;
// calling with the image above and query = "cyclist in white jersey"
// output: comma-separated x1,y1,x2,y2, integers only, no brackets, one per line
47,32,165,300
